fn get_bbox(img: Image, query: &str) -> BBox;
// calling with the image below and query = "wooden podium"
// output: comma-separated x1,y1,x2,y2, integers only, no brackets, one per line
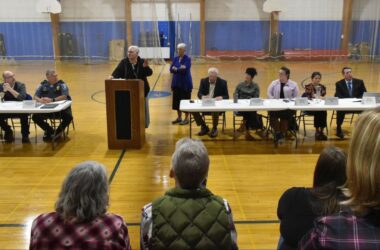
105,79,145,149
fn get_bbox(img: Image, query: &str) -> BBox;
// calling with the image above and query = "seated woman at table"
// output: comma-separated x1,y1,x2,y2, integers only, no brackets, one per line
235,67,262,140
267,66,299,142
301,72,328,140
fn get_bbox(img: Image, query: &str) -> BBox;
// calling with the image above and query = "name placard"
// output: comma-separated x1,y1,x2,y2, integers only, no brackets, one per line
22,100,37,108
325,97,339,105
362,96,376,105
249,98,264,106
295,97,309,106
201,98,216,107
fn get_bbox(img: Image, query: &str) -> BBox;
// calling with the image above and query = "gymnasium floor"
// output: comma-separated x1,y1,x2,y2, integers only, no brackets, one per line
0,59,379,249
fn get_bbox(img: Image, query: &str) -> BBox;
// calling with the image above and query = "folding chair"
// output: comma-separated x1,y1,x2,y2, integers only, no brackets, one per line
297,111,328,136
201,112,226,132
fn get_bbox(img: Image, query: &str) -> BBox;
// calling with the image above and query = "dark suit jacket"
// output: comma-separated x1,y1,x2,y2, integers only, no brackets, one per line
197,77,229,100
334,78,367,98
0,81,27,101
112,56,153,97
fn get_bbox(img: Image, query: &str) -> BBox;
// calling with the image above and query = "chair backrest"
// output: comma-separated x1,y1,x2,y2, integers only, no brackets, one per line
25,94,33,100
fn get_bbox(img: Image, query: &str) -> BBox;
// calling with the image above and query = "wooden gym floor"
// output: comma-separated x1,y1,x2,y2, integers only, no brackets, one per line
0,59,379,249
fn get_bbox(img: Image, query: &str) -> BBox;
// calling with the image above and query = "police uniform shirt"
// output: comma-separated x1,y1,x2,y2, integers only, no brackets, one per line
35,80,69,99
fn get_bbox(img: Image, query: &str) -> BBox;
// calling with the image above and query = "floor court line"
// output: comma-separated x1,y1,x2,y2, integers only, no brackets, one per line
108,149,127,184
0,220,280,228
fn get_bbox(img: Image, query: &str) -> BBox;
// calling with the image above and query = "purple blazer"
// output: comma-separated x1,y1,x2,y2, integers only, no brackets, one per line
170,54,193,92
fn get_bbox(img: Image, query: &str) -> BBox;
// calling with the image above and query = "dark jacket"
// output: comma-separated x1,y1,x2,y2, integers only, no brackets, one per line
334,78,367,98
112,56,153,97
0,81,27,101
197,77,229,99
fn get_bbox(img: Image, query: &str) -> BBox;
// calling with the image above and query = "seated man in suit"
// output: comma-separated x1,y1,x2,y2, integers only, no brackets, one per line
140,138,238,250
0,71,30,143
192,67,229,137
334,66,367,139
32,69,73,142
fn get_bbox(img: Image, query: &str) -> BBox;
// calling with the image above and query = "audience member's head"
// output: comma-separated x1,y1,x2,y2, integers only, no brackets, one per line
313,146,347,188
245,67,257,82
55,161,109,222
170,138,209,189
342,108,380,214
310,146,347,214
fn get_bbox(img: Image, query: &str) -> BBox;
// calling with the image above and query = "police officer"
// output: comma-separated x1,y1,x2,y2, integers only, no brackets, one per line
0,71,30,143
32,69,72,141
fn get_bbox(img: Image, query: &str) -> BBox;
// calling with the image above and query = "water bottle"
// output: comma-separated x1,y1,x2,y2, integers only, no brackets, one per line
233,92,238,103
315,85,321,100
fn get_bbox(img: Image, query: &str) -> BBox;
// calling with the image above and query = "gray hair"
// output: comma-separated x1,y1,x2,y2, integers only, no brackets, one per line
128,45,140,54
45,69,56,77
55,161,109,222
208,67,219,75
172,138,209,189
177,43,187,49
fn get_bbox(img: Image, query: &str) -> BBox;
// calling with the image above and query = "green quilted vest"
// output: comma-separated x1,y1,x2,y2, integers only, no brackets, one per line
151,187,233,250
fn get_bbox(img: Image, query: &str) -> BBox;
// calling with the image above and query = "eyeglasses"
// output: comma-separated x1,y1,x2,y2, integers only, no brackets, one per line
3,75,14,79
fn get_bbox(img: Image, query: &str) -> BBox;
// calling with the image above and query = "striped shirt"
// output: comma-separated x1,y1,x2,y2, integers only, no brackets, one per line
299,209,380,250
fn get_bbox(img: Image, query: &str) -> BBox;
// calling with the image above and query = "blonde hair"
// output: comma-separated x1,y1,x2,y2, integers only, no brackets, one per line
341,108,380,214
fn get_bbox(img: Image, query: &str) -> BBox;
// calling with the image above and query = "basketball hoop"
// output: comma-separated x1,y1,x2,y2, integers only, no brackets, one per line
36,0,62,14
263,0,287,13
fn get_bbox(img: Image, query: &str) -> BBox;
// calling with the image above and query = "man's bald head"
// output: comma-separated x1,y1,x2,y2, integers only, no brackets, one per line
2,71,15,84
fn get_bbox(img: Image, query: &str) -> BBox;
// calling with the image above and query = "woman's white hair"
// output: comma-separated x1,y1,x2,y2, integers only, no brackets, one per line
208,67,219,75
177,43,187,49
55,161,109,222
128,45,140,54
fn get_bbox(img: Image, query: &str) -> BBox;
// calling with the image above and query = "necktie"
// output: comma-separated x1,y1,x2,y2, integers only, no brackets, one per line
280,83,285,98
348,81,352,97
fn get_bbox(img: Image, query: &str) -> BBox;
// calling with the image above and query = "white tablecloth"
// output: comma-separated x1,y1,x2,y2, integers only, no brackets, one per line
180,99,379,112
0,100,72,114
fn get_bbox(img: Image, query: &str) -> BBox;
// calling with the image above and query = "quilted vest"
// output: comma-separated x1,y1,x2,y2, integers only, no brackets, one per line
151,188,232,250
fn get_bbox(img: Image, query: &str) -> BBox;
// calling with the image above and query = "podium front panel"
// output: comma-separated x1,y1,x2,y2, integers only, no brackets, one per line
115,90,132,140
105,80,145,149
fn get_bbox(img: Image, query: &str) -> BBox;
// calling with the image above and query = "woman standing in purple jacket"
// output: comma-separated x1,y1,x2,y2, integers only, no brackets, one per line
170,43,193,125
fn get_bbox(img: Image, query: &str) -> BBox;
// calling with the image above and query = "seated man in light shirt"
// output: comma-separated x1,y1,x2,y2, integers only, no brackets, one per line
192,67,229,138
0,71,30,143
267,66,299,142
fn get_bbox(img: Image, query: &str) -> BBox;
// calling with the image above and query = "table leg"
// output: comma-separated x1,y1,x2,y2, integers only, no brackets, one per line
189,113,192,138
